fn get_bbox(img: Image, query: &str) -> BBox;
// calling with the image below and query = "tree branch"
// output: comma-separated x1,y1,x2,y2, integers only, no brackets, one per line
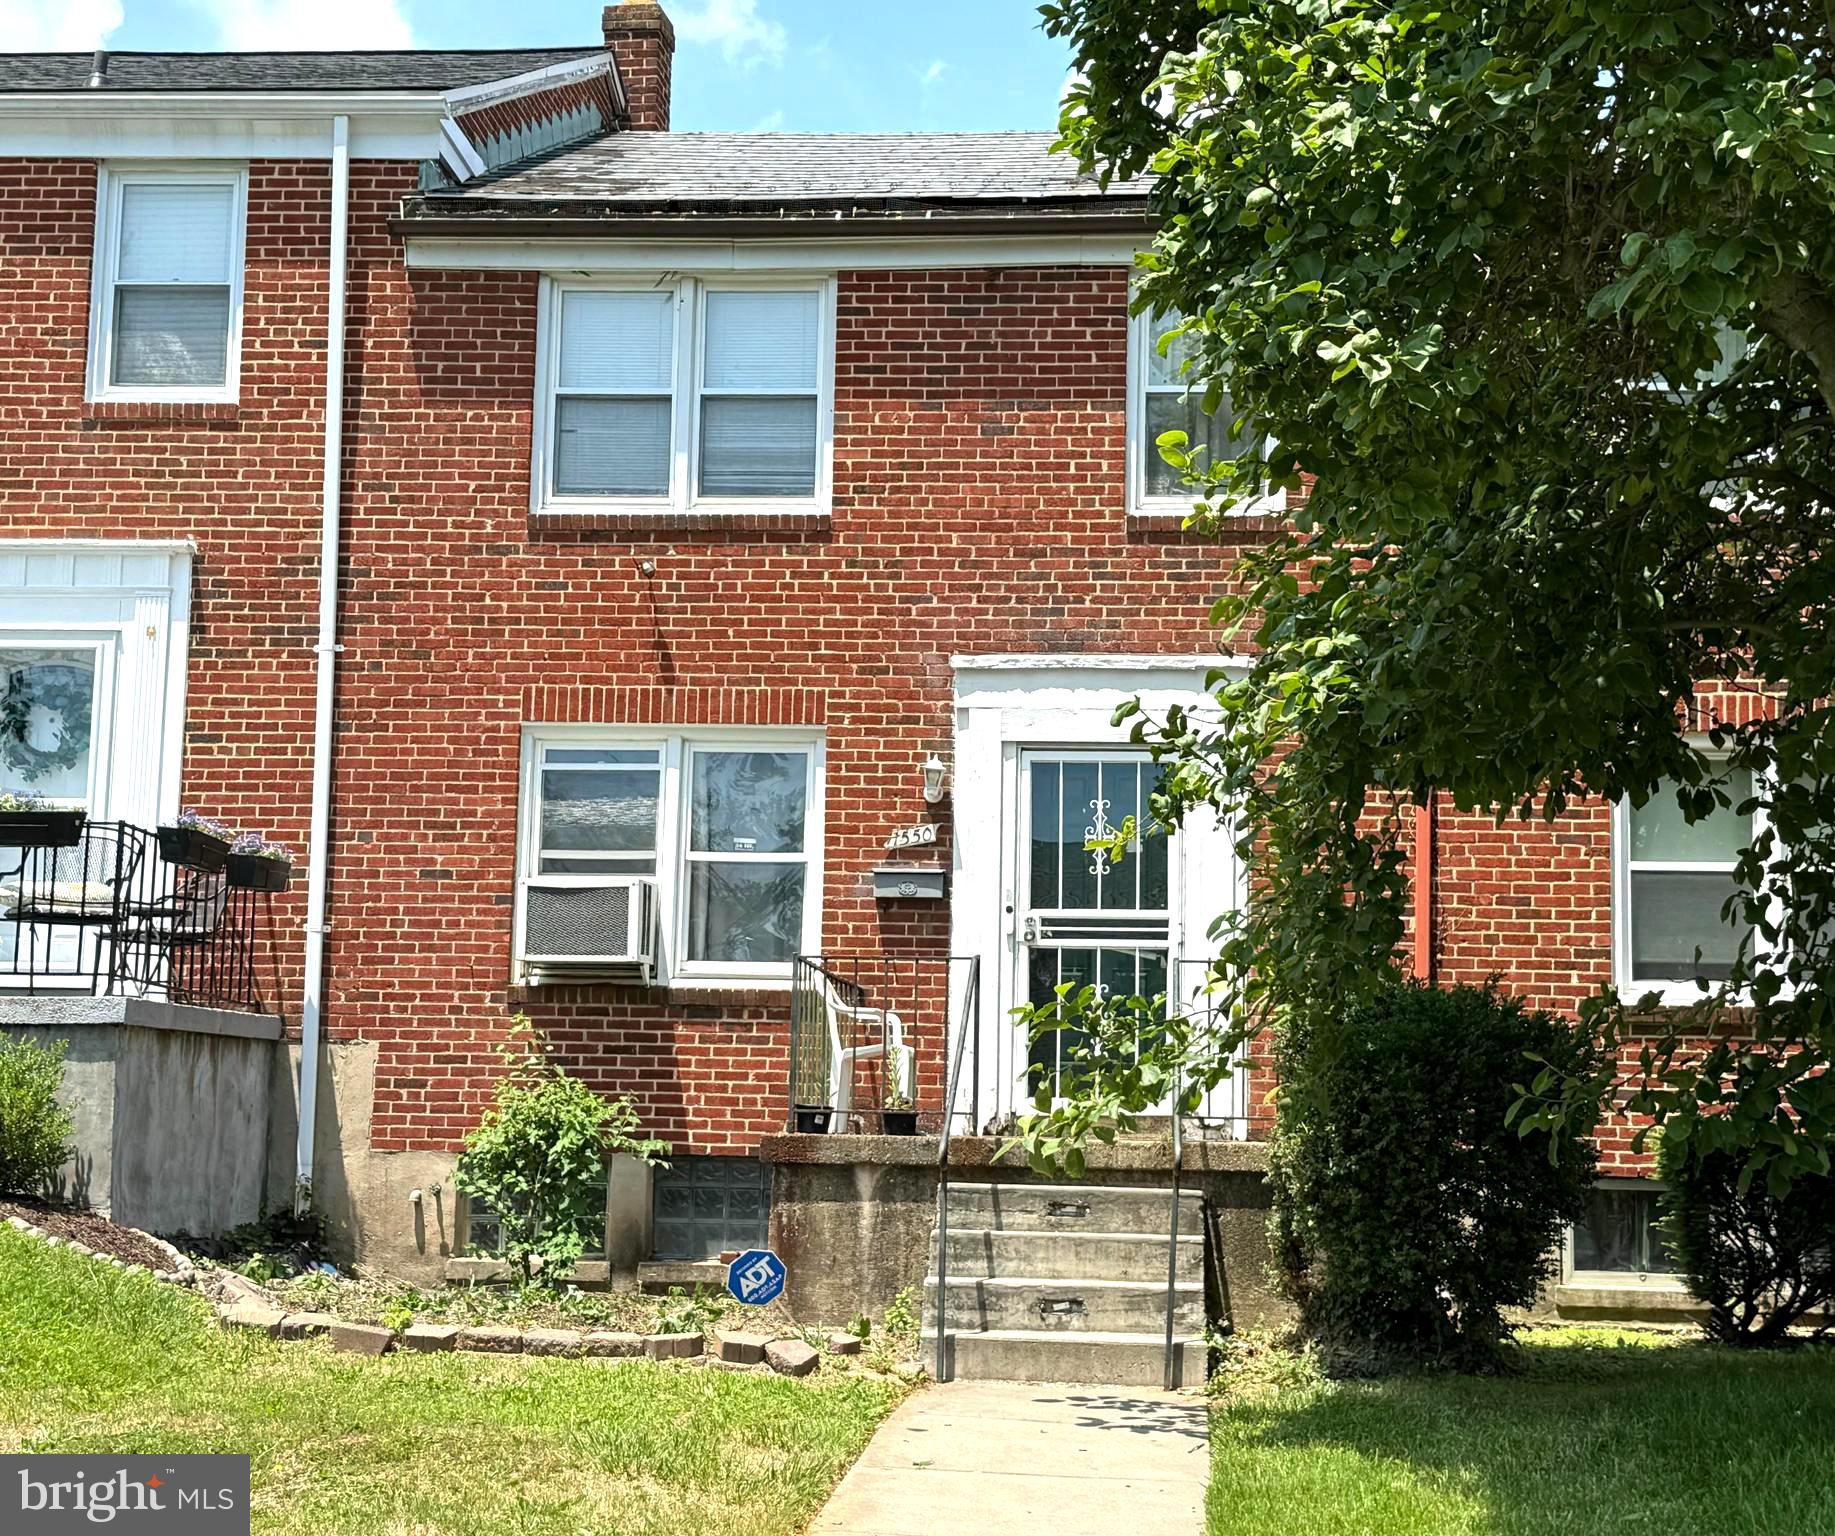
1757,271,1835,420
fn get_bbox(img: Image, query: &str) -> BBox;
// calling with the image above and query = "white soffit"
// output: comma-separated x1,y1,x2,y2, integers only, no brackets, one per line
0,94,449,159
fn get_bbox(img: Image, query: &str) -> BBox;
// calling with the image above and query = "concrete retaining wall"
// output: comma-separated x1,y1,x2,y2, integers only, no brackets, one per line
1,996,280,1235
760,1134,1290,1333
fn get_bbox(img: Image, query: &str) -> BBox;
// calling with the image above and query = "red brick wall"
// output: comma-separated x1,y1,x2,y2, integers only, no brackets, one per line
0,151,1716,1177
0,156,346,1017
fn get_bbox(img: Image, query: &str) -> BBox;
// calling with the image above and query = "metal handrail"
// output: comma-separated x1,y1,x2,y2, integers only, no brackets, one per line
933,956,980,1382
1162,1068,1185,1390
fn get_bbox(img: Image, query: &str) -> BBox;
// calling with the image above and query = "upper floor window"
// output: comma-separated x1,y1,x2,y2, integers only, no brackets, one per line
1129,306,1283,517
517,728,825,987
536,277,834,516
1614,763,1759,1002
88,165,246,403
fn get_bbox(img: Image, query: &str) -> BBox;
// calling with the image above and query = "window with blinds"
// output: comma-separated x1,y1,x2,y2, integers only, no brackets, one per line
89,167,246,401
539,277,831,514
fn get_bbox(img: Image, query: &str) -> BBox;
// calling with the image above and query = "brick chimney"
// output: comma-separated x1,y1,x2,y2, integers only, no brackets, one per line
603,2,675,132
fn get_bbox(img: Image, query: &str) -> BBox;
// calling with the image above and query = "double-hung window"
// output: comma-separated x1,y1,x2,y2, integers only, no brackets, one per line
1614,765,1758,1002
537,277,833,515
519,730,824,986
1129,306,1283,517
88,165,246,402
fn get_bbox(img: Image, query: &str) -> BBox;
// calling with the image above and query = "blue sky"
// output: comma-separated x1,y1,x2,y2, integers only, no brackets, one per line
6,1,1075,133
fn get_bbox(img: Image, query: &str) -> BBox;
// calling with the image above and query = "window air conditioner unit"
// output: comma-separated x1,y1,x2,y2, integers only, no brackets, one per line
517,876,658,984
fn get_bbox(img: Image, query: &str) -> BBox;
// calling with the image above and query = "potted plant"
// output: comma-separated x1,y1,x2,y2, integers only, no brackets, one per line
225,832,293,892
793,1105,834,1134
882,1044,919,1134
882,1089,919,1137
156,807,233,871
0,790,85,848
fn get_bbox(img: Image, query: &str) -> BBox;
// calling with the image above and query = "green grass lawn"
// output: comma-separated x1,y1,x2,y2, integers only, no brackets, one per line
0,1228,904,1536
1208,1327,1835,1536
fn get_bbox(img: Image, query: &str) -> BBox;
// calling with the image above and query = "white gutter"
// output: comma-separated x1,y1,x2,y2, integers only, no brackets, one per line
296,114,350,1208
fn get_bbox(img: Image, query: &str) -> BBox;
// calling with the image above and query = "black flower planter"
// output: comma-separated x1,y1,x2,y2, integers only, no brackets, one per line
0,808,85,848
226,853,292,892
882,1110,919,1137
793,1105,833,1135
157,825,231,872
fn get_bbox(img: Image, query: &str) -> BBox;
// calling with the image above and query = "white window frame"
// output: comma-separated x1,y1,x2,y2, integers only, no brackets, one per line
1564,1177,1686,1291
1611,746,1775,1007
516,724,825,988
1126,305,1285,520
86,163,248,406
532,274,837,518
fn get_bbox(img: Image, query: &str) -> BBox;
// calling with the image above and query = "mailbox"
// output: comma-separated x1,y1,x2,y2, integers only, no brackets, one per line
872,865,948,901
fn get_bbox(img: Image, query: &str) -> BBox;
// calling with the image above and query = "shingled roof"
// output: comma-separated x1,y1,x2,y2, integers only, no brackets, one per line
0,49,604,94
401,130,1150,234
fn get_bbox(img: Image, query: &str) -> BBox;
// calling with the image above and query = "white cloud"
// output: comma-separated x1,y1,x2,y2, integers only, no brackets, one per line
185,0,414,50
673,0,786,69
920,59,948,87
0,0,122,50
749,109,785,132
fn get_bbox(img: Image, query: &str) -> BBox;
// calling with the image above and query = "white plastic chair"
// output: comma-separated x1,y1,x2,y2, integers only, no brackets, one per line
820,976,911,1133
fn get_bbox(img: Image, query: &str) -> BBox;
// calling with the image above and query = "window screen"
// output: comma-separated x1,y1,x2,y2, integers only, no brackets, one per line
651,1156,770,1260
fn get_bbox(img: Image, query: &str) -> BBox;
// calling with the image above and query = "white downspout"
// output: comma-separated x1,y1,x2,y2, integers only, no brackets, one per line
296,114,350,1207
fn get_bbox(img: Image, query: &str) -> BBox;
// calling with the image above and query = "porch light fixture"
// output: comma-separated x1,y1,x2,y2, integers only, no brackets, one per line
922,754,949,804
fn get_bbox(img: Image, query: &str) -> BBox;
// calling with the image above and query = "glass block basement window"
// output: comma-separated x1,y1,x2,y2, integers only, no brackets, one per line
651,1157,770,1260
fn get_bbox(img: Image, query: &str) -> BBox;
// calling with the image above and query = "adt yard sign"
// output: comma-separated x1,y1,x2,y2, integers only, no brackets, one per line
727,1248,787,1306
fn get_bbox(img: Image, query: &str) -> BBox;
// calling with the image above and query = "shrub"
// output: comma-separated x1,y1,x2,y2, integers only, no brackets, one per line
455,1017,668,1286
0,1034,74,1198
1270,980,1598,1366
1658,1131,1835,1346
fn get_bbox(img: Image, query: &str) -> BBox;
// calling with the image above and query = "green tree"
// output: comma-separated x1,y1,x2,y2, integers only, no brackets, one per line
1029,0,1835,1193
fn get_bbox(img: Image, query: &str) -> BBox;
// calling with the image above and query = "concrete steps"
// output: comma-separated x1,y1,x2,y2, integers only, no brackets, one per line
925,1275,1205,1334
933,1228,1203,1284
925,1181,1206,1387
943,1182,1202,1234
921,1329,1209,1389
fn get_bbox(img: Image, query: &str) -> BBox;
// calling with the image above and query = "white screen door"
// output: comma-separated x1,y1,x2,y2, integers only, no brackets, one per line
1016,750,1176,1102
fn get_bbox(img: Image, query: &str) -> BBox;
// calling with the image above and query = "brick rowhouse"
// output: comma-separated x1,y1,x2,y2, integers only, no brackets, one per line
0,2,1736,1303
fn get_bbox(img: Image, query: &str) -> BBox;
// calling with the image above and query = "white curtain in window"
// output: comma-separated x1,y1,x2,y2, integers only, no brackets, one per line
700,290,819,498
554,291,675,496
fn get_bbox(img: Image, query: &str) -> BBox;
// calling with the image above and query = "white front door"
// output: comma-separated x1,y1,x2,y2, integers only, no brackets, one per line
0,542,193,985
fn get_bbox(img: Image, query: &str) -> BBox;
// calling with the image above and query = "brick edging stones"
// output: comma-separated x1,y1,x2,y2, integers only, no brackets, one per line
3,1211,195,1285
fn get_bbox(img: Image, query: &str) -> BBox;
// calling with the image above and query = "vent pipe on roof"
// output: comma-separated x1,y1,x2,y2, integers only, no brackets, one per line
86,50,108,89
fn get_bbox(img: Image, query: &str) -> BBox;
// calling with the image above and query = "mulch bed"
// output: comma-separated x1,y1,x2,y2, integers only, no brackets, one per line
0,1198,181,1274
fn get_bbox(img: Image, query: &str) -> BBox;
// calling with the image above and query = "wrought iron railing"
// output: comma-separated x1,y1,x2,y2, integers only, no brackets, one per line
0,818,279,1014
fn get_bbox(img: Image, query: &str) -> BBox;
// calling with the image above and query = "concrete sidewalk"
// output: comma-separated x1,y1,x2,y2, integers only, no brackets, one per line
807,1380,1209,1536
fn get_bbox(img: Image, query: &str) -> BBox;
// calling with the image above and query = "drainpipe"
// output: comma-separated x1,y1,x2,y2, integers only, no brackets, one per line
295,115,350,1209
1412,791,1436,983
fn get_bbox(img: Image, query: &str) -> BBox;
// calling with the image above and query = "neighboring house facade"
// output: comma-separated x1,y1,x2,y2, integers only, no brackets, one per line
0,2,1714,1313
